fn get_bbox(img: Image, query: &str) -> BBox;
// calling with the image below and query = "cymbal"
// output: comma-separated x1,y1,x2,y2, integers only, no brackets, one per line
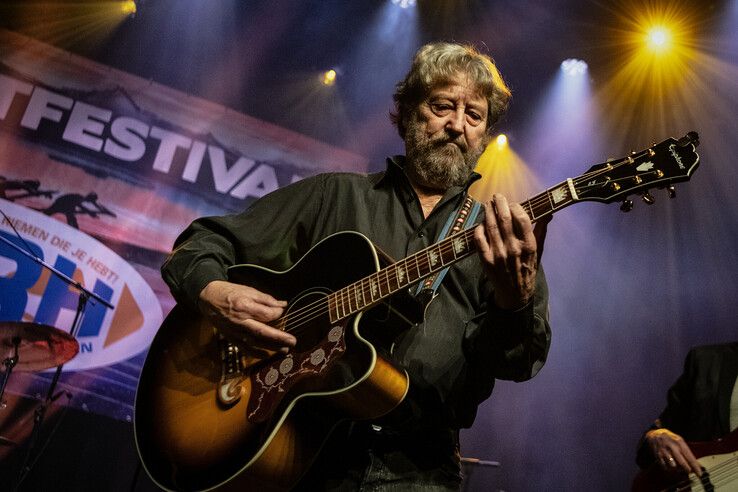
1,321,79,371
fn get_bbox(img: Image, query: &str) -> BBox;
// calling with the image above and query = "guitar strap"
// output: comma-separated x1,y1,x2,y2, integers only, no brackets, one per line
414,194,481,297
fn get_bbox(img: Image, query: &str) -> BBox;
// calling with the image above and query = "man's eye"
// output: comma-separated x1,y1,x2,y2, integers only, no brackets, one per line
467,111,486,125
431,103,452,113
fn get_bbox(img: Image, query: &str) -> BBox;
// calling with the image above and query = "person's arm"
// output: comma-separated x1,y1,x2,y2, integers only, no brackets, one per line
639,427,702,476
197,280,294,349
636,349,703,475
464,265,550,383
161,175,327,348
466,194,551,382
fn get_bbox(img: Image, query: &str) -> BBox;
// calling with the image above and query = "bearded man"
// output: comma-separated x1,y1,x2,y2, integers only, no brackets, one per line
161,42,552,491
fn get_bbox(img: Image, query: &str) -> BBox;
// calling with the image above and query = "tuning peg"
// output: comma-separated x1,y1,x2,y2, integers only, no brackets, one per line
642,191,655,205
620,199,634,212
667,185,676,198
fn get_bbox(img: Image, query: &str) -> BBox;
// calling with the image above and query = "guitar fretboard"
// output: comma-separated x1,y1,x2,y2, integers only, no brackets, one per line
327,180,576,323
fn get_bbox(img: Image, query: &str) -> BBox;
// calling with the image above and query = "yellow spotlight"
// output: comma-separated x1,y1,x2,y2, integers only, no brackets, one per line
495,134,508,148
322,69,337,86
121,1,137,16
646,26,672,53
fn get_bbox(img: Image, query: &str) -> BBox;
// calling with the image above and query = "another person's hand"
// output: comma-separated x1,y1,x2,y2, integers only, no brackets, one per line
474,194,543,310
645,428,702,476
198,280,295,351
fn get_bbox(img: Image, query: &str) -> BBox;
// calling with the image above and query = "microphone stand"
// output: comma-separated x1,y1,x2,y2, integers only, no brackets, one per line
1,337,20,407
0,230,114,491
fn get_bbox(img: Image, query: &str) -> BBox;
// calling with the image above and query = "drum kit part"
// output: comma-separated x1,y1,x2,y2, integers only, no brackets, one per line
1,321,79,371
0,210,115,490
1,321,80,447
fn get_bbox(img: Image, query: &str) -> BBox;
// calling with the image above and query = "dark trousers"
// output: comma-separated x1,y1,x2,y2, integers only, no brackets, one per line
294,421,462,491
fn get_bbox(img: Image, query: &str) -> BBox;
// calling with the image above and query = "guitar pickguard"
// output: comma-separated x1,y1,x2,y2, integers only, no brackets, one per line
247,321,348,423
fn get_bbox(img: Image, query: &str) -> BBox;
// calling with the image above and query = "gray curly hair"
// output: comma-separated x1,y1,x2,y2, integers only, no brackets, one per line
391,42,512,138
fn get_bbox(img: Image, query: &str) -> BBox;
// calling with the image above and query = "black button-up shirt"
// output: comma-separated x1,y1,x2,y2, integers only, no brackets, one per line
162,156,551,429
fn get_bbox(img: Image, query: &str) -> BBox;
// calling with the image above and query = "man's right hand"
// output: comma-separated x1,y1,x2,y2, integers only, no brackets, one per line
198,280,296,351
645,428,702,476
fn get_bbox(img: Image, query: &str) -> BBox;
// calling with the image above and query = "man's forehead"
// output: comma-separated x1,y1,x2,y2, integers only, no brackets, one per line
427,81,487,104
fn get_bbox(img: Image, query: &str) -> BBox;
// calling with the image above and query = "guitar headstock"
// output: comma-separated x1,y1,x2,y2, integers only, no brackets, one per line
572,132,699,210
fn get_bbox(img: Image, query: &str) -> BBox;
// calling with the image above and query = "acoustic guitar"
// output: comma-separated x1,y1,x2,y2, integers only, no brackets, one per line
135,133,700,491
632,427,738,491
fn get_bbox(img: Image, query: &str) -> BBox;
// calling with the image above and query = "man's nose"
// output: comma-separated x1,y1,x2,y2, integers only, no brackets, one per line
446,109,465,135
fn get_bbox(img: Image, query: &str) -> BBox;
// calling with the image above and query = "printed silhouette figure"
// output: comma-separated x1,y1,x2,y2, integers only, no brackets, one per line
36,192,116,229
0,176,57,201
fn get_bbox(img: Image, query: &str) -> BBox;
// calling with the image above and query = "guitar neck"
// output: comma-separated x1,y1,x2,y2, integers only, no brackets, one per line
327,179,577,323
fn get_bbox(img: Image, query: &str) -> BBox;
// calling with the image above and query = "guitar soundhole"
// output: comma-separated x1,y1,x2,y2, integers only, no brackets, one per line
287,288,332,352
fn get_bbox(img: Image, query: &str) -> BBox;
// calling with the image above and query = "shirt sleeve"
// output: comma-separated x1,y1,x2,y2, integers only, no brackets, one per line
161,174,327,308
635,348,696,469
463,265,551,383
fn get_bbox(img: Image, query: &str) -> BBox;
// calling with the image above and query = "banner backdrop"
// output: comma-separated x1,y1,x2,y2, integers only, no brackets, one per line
0,29,367,423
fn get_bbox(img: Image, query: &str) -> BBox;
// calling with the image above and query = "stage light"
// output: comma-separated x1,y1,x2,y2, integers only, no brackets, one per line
561,59,588,76
391,0,417,8
471,136,543,205
646,26,672,53
121,0,137,16
495,134,508,148
321,69,337,86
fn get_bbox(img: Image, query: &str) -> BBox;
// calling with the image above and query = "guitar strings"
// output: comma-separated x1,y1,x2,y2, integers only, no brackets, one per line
278,231,470,334
277,229,480,336
671,455,738,491
271,155,651,338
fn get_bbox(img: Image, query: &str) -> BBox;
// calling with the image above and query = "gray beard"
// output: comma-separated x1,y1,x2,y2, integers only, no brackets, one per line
404,121,486,191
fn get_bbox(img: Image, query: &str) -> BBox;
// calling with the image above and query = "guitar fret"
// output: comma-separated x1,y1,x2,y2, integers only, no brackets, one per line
452,235,465,258
397,261,407,288
329,294,337,322
545,189,556,212
405,255,417,283
354,284,360,311
523,200,535,221
428,246,440,272
433,244,442,268
531,197,546,220
359,278,367,308
347,284,355,313
334,291,341,319
441,240,454,265
341,287,349,317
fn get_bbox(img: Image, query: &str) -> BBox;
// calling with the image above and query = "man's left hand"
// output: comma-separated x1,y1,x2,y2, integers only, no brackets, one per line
473,193,544,310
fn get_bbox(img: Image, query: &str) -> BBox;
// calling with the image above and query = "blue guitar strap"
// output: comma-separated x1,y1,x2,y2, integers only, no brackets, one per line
415,195,481,297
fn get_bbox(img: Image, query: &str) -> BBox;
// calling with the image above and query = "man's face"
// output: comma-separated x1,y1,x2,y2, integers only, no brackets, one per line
404,73,490,191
